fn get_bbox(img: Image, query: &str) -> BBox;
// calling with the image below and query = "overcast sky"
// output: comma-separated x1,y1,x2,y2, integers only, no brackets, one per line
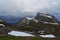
0,0,60,17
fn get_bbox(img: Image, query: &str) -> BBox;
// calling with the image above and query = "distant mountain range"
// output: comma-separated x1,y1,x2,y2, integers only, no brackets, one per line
0,15,34,25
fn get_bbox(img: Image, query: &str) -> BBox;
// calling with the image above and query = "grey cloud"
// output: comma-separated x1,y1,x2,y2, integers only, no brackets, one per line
0,0,60,18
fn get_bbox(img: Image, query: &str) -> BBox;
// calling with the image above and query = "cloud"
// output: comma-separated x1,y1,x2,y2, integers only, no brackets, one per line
0,0,60,17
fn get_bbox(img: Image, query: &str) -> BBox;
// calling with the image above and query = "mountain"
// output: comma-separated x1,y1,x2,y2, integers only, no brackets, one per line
17,12,60,35
18,12,60,27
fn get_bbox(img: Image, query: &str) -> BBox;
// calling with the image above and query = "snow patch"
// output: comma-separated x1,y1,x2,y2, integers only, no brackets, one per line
46,16,52,18
8,31,34,36
44,22,59,25
39,14,52,18
49,23,59,25
33,19,38,22
26,17,33,20
40,34,56,38
0,24,5,27
8,31,56,38
44,22,48,24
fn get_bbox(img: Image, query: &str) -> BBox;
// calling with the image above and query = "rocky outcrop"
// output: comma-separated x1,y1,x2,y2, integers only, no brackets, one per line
0,19,12,35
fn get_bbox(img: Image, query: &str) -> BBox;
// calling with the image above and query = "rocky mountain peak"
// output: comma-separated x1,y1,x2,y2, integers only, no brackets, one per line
35,12,59,23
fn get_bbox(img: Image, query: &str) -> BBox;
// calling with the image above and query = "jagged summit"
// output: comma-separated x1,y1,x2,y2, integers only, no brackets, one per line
36,12,52,18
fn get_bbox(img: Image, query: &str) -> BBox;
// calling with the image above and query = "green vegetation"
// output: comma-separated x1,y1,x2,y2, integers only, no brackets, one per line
0,35,60,40
0,36,43,40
